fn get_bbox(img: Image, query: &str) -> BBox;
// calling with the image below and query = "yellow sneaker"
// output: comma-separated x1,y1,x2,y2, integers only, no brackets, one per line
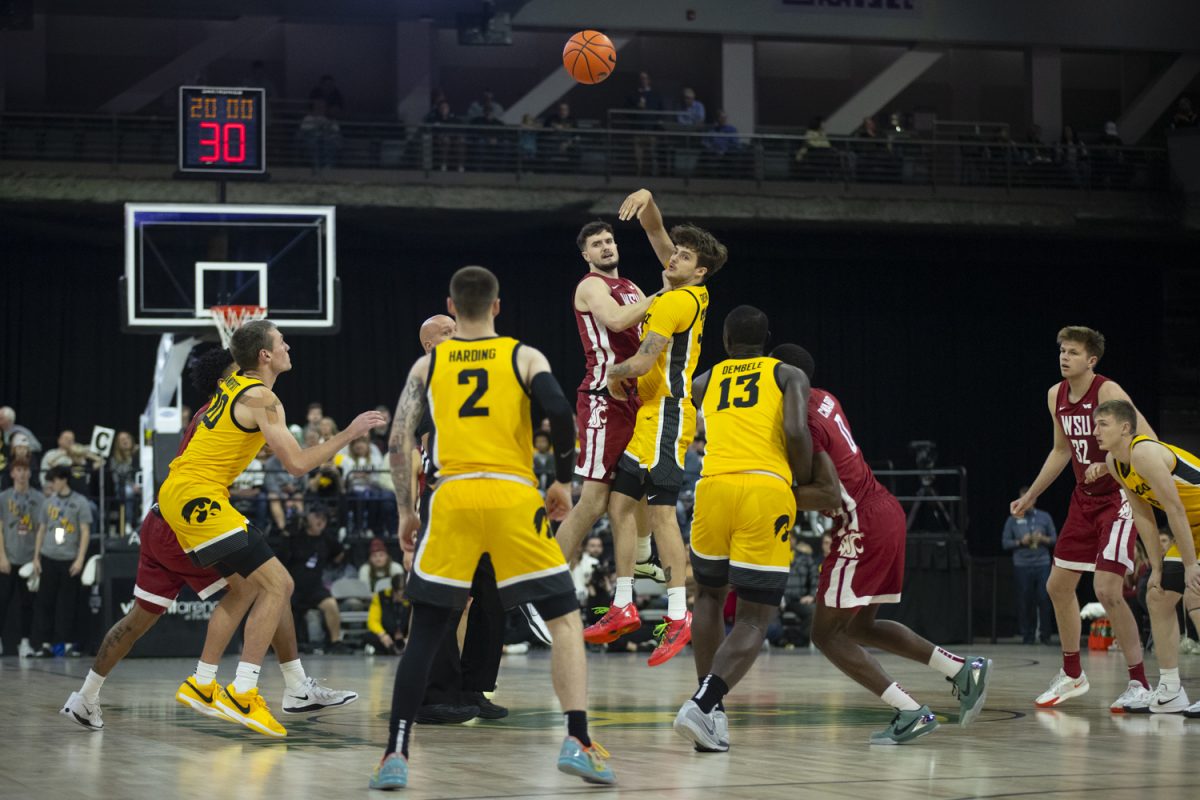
214,684,287,738
175,677,229,721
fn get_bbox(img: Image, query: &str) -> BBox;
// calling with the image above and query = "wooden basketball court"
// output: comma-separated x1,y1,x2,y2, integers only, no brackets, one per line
2,644,1195,799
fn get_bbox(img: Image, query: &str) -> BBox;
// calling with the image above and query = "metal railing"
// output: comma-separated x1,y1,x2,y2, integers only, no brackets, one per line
0,111,1170,193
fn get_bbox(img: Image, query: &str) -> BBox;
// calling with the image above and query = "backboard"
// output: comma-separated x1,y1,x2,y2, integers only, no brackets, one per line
122,203,337,333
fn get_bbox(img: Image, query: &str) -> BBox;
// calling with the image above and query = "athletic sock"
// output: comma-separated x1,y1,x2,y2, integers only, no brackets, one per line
232,661,262,694
928,646,966,679
636,535,652,563
80,669,105,704
881,682,921,711
692,674,729,714
1159,667,1180,693
280,659,308,691
1128,661,1149,689
1062,651,1082,679
193,660,219,686
564,710,591,746
666,587,687,619
390,719,413,758
613,577,634,608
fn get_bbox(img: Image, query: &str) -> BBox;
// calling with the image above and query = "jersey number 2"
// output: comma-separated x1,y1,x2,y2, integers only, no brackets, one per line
716,373,760,411
458,369,490,417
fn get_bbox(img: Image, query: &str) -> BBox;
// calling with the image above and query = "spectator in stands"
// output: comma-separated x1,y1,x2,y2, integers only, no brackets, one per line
1093,120,1125,188
470,103,508,171
795,116,837,179
1024,125,1052,165
542,101,579,169
39,430,77,486
627,71,663,112
303,402,324,439
316,415,339,443
31,465,92,657
532,430,555,493
702,109,739,156
229,446,269,533
66,444,104,506
308,74,345,118
278,504,349,652
1,433,39,490
306,448,344,526
467,90,504,122
0,407,41,453
341,435,393,536
425,99,466,172
366,573,410,655
0,458,43,657
571,534,605,604
1055,125,1089,188
1169,95,1197,130
773,536,819,647
1002,485,1057,645
298,98,341,173
106,431,140,534
518,113,540,165
264,443,304,534
676,87,706,127
359,537,404,590
369,404,391,458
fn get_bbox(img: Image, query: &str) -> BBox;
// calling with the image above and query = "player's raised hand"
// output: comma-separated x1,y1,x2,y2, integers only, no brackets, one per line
1083,462,1107,483
348,410,388,438
618,189,653,222
545,480,573,521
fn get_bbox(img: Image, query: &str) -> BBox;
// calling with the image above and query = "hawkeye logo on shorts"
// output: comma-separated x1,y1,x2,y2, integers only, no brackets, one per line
775,515,791,542
534,507,551,539
182,497,223,524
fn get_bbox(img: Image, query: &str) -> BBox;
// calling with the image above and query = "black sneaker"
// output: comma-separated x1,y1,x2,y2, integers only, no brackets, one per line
416,703,480,724
326,639,354,655
465,691,508,719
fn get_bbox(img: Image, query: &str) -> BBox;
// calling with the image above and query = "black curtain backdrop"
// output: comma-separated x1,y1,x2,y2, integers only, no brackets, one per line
1,201,1179,555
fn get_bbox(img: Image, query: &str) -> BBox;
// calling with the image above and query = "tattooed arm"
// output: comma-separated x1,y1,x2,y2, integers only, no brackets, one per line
243,386,386,477
606,332,668,400
390,356,431,546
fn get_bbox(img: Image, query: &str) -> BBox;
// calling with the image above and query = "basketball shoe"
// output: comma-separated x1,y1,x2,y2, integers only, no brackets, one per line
634,558,667,583
175,676,228,720
869,706,938,745
950,656,992,725
214,684,287,737
1184,699,1200,719
583,603,640,645
281,677,358,714
1034,669,1089,707
556,737,616,785
647,612,692,667
369,753,408,790
1113,680,1152,713
673,700,729,752
60,691,103,731
1146,683,1190,714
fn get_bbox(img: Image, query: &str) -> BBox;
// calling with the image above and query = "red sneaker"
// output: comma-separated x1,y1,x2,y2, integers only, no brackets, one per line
583,604,641,645
647,612,692,667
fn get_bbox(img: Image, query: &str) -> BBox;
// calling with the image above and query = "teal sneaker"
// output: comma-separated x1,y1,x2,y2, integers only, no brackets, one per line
369,753,408,790
869,706,938,745
951,656,992,726
557,736,616,785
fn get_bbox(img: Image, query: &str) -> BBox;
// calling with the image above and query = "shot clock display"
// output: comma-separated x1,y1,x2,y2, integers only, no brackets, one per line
178,86,266,174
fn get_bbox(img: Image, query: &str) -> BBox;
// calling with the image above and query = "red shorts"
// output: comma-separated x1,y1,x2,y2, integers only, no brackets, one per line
1053,486,1135,576
818,494,907,609
134,510,228,614
574,391,640,483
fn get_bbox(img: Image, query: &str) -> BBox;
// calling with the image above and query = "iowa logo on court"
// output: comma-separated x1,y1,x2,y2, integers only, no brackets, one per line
182,497,223,524
775,514,791,542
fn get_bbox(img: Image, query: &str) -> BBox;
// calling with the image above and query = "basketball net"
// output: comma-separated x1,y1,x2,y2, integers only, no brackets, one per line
211,305,268,349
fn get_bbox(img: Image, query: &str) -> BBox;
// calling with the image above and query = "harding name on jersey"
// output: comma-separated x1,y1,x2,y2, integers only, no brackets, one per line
447,347,497,363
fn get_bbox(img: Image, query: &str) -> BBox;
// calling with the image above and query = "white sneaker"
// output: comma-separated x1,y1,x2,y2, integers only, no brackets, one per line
1184,699,1200,719
18,638,35,658
503,642,530,655
281,677,358,714
673,700,729,752
61,691,103,730
519,603,553,645
634,559,667,583
1147,683,1190,714
1116,681,1153,713
1034,669,1089,708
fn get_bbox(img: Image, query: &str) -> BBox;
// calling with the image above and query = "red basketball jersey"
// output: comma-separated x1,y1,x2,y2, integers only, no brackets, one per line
1055,374,1118,493
179,404,207,456
573,273,643,393
809,388,889,513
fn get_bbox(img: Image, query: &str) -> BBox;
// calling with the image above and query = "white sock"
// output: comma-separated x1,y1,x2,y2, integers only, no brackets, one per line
232,661,261,694
280,659,308,691
928,646,965,679
613,577,634,607
80,669,105,704
666,587,687,619
636,535,652,562
881,682,921,711
1160,667,1181,692
193,660,219,686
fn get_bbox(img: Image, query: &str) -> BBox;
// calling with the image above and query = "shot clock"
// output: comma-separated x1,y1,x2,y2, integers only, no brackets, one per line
178,86,266,174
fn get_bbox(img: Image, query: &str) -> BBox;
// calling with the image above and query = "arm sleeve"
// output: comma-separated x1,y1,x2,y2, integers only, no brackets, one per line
643,291,697,340
367,594,384,635
530,372,577,484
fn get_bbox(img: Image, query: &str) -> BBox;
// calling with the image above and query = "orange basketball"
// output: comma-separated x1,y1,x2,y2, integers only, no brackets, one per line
563,30,616,85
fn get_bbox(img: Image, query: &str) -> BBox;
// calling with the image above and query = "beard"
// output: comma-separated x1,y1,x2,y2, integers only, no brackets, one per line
593,258,618,273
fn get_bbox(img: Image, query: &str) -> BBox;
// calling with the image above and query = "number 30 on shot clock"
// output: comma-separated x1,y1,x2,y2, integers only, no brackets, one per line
178,86,266,174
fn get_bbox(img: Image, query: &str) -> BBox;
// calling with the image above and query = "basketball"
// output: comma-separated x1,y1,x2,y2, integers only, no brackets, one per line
563,30,616,84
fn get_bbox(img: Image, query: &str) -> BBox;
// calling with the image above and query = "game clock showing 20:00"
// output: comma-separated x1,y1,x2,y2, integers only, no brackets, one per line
178,86,266,174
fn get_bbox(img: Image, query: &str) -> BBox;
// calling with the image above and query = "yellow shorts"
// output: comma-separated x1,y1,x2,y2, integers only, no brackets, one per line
689,473,796,600
409,475,573,609
157,476,250,567
620,397,697,494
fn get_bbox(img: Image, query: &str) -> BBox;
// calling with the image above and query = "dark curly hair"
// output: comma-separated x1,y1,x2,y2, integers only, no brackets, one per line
188,347,236,395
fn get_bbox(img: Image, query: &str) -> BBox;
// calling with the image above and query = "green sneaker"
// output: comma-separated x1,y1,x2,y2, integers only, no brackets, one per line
869,706,938,745
950,656,992,726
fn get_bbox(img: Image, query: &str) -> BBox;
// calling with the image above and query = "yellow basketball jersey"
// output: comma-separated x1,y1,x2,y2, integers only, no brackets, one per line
701,357,792,483
166,371,266,487
1114,435,1200,559
636,285,708,404
428,336,535,484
